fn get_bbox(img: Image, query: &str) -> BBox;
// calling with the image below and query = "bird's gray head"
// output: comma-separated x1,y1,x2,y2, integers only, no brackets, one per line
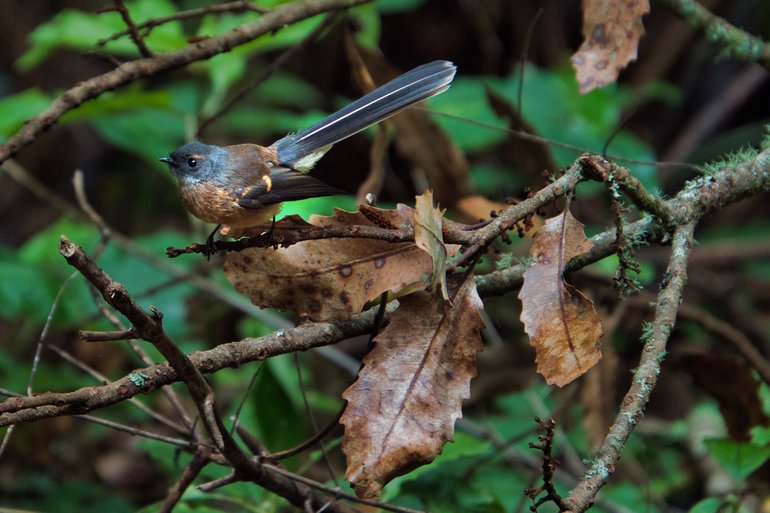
159,142,227,184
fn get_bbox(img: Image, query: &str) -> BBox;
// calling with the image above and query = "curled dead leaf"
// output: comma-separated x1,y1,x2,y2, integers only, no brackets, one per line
340,277,484,498
518,211,603,386
414,190,450,301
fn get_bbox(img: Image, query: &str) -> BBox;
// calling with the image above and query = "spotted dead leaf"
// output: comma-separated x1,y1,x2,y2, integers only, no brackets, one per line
414,190,449,301
571,0,650,93
340,277,484,498
223,203,458,321
518,211,602,386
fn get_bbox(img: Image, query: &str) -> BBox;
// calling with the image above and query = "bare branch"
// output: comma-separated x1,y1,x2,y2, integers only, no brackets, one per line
58,236,249,468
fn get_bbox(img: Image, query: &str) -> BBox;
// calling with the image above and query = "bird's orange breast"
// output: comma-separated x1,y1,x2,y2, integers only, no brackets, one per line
179,181,278,227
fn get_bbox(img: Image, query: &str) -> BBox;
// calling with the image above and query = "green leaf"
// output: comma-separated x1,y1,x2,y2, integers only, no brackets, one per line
377,0,426,14
704,438,770,481
0,257,58,322
349,3,382,48
88,107,185,162
689,497,727,513
17,0,184,70
8,472,133,513
689,496,753,513
279,195,358,219
396,453,508,513
253,360,305,453
382,432,492,502
61,86,173,122
0,89,51,141
603,481,665,513
430,76,507,152
430,64,660,192
195,13,332,108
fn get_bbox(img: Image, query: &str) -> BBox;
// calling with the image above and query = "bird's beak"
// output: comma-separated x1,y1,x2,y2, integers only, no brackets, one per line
159,156,173,164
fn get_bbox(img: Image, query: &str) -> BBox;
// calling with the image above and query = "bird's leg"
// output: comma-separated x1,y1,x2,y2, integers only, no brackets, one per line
266,215,278,250
203,224,221,260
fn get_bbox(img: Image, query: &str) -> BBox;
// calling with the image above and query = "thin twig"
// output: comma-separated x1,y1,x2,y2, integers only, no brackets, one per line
104,0,154,57
665,299,770,386
79,328,136,342
73,169,198,435
268,464,428,513
159,446,213,513
268,406,344,461
98,1,269,46
58,237,249,467
27,272,78,396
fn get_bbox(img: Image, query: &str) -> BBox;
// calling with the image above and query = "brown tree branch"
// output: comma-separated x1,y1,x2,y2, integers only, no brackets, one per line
57,237,354,513
3,146,770,510
159,446,213,513
0,302,381,426
58,236,252,474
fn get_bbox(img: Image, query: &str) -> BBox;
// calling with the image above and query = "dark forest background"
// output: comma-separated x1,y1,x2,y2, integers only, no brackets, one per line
2,1,770,512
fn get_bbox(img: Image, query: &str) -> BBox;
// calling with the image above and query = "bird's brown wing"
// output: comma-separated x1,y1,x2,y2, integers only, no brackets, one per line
236,167,343,209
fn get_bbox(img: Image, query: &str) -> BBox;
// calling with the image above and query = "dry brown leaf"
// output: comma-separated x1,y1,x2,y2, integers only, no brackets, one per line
571,0,650,93
518,211,603,386
456,195,508,221
456,195,543,236
414,190,449,301
223,204,457,321
340,277,484,498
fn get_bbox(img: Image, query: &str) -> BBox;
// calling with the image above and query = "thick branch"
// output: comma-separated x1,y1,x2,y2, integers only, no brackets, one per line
0,303,380,426
58,236,248,467
57,237,350,512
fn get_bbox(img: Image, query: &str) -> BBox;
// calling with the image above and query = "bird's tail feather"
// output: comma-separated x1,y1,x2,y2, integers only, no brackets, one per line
272,60,456,172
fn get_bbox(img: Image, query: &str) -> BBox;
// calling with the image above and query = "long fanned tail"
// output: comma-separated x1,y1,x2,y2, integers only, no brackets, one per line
272,60,456,172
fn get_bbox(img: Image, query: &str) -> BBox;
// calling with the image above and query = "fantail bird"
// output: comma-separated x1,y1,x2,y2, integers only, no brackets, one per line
160,60,456,242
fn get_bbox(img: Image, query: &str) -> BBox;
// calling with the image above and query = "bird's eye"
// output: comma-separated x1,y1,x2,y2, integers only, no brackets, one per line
187,158,198,168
